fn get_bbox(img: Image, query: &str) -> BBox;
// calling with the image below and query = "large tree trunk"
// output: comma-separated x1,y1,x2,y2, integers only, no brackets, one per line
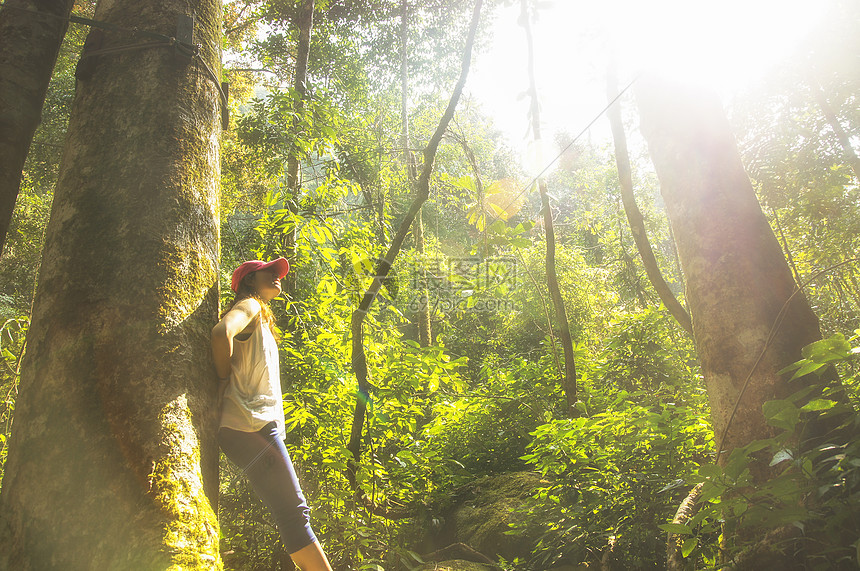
0,0,224,568
635,75,823,471
0,0,76,256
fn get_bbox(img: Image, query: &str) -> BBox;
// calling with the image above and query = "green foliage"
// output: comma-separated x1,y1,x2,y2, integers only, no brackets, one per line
0,316,27,491
237,89,342,179
594,307,698,395
4,0,859,569
0,192,51,314
272,333,472,568
517,399,712,569
673,331,860,568
422,356,559,484
501,308,710,569
779,333,857,381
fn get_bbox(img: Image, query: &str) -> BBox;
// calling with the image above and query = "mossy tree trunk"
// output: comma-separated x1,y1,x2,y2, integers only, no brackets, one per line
0,0,224,569
0,0,76,255
635,75,823,472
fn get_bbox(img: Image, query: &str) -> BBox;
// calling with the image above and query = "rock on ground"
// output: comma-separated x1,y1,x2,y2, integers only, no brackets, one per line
420,471,544,563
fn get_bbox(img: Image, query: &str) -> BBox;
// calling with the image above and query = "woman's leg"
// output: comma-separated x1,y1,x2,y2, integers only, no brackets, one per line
289,540,333,571
218,424,331,569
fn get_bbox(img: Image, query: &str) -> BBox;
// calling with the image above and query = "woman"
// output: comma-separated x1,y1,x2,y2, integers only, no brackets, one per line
212,257,333,571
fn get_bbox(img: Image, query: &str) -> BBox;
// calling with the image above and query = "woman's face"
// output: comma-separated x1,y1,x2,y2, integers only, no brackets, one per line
249,269,282,301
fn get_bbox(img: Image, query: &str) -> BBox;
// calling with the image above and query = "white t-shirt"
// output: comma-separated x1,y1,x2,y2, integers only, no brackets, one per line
220,315,286,436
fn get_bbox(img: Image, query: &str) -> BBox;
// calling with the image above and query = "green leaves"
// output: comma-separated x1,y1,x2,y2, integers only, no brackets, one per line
681,536,698,558
762,398,800,431
779,333,854,381
800,398,837,412
658,523,692,535
519,398,714,566
463,177,526,232
669,332,860,567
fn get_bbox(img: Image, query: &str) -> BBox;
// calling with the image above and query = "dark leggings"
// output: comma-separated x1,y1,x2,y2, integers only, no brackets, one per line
218,422,317,553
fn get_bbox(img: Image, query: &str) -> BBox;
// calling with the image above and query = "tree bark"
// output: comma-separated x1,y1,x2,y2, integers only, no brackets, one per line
0,0,224,568
520,0,577,413
0,0,76,256
606,66,693,336
635,75,823,472
666,483,703,571
412,209,432,346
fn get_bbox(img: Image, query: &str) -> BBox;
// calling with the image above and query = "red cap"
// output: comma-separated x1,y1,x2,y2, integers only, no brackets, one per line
231,258,290,292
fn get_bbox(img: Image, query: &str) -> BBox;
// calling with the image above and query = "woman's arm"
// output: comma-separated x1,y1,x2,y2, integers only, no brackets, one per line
211,298,261,380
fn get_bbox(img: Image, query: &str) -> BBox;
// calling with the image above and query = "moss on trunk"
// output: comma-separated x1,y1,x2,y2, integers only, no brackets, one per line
0,0,224,568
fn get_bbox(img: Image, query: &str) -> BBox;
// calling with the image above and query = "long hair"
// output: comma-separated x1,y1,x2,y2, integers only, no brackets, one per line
222,272,279,339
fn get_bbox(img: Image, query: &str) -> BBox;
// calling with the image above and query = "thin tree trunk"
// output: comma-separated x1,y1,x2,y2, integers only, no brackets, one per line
452,130,566,370
401,0,431,346
520,0,577,413
769,205,801,284
412,209,432,346
635,75,824,475
0,0,224,567
284,0,314,295
666,483,703,571
400,0,416,184
809,77,860,183
347,0,483,487
606,65,693,335
0,0,76,256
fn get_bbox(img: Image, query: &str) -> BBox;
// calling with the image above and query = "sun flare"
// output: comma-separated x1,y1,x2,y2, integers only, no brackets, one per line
468,0,830,152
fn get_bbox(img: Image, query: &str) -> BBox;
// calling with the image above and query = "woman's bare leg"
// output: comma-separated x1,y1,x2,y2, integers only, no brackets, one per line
290,541,333,571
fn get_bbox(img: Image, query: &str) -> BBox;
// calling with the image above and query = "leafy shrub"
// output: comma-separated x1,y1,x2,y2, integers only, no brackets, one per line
672,331,860,568
594,306,698,396
516,399,713,569
421,355,559,486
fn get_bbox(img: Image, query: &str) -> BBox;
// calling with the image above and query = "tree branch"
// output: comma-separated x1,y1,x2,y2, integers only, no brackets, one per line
606,61,693,336
346,0,484,487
